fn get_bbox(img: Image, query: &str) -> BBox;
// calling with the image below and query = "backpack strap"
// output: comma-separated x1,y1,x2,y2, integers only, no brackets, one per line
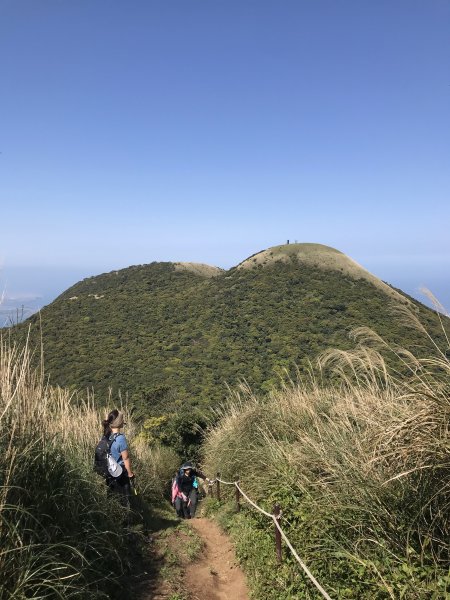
107,432,120,450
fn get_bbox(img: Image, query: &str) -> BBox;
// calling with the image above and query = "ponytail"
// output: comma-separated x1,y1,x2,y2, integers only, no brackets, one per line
103,409,119,438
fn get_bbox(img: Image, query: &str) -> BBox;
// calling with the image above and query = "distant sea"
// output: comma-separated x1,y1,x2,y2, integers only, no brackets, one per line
0,295,47,327
0,265,95,328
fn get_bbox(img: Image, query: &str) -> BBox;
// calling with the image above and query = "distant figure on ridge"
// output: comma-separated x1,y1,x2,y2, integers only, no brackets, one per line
172,461,209,519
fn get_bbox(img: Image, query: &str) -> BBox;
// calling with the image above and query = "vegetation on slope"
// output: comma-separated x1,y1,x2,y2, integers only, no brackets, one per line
202,315,450,599
12,244,448,455
237,243,405,301
0,337,178,599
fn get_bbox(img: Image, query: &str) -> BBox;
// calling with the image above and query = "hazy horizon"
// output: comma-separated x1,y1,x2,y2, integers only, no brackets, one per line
2,243,449,326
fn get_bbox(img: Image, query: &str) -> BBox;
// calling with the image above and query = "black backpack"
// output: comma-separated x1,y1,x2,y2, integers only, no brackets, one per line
93,434,118,478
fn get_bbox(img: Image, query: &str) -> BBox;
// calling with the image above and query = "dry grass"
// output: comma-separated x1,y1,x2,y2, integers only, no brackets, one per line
202,312,450,597
236,243,409,303
0,333,178,599
173,262,223,278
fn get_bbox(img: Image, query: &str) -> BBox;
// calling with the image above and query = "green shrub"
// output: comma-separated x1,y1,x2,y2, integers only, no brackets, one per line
202,321,450,598
0,338,177,599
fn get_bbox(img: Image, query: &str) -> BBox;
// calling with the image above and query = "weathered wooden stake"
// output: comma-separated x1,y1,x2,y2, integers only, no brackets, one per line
208,482,213,497
273,504,282,564
216,472,221,501
235,476,241,512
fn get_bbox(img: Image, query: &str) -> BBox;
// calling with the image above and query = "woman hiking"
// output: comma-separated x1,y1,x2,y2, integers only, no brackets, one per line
103,409,134,506
172,461,208,519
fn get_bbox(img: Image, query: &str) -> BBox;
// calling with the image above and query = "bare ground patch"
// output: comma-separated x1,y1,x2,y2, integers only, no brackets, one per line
137,515,249,600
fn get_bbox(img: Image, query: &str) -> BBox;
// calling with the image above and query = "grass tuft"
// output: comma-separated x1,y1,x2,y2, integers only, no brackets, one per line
0,334,178,599
203,313,450,598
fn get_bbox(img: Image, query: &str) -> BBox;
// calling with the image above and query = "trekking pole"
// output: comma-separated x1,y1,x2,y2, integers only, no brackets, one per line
216,472,221,502
235,475,240,513
130,476,138,496
273,504,282,564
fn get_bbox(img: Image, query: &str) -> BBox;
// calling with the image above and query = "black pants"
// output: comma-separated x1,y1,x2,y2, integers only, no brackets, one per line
107,471,131,508
174,489,198,518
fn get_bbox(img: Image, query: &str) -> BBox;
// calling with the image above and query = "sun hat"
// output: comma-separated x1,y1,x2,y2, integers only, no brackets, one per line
110,411,125,428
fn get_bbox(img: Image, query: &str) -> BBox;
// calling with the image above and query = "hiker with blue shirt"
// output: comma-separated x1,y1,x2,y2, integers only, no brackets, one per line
102,409,134,504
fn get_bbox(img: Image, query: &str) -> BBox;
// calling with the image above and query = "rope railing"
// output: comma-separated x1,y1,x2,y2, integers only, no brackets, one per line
207,475,333,600
234,481,273,518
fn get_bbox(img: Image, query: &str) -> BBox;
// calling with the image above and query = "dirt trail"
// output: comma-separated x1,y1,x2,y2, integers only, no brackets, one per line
183,517,249,600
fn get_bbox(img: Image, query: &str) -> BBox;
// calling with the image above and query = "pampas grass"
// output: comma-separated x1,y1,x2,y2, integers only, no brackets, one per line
0,333,178,599
203,309,450,597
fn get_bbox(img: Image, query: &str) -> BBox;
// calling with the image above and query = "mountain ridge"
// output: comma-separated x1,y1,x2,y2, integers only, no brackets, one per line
57,243,408,304
12,243,446,455
236,243,408,302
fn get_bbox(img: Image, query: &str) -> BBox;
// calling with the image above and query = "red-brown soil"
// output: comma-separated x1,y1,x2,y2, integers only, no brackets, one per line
184,518,249,600
146,516,249,600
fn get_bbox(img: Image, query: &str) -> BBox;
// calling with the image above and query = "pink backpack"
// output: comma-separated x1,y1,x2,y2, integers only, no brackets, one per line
171,476,188,504
171,477,180,504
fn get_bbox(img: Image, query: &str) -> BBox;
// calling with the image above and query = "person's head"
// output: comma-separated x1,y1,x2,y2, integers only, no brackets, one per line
102,409,125,437
181,461,194,476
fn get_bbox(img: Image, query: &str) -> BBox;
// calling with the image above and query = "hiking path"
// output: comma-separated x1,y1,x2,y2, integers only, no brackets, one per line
146,514,249,600
185,517,249,600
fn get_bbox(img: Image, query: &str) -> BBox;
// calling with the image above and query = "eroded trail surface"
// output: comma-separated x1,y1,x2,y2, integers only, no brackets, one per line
184,518,249,600
144,515,249,600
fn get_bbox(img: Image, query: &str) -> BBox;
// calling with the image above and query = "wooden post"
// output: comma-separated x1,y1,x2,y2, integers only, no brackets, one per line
235,476,240,513
208,482,213,497
273,504,282,564
216,472,221,501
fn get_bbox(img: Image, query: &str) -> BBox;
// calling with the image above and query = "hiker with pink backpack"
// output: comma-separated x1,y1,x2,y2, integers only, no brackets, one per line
172,462,209,519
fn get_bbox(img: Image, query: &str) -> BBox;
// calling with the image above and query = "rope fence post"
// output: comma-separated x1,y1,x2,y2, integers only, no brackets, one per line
214,475,333,599
235,476,240,512
273,504,282,564
216,472,221,501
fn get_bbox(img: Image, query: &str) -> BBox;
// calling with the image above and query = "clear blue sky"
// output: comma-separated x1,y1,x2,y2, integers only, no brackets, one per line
1,0,449,318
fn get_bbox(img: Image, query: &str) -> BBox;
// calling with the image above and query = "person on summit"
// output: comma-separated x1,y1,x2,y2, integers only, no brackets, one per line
102,409,135,505
172,462,208,519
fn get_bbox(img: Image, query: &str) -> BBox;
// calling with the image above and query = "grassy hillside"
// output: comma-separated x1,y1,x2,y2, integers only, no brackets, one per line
202,324,450,598
13,244,447,453
237,243,406,300
0,338,178,599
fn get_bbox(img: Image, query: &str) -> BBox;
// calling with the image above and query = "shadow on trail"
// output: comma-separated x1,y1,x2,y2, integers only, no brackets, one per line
132,502,180,600
134,500,250,600
147,510,178,533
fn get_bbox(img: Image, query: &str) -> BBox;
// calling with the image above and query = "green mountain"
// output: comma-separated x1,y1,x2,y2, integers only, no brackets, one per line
15,243,445,449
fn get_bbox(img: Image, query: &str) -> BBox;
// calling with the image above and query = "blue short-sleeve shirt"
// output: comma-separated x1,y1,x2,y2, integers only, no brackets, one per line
109,433,128,465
